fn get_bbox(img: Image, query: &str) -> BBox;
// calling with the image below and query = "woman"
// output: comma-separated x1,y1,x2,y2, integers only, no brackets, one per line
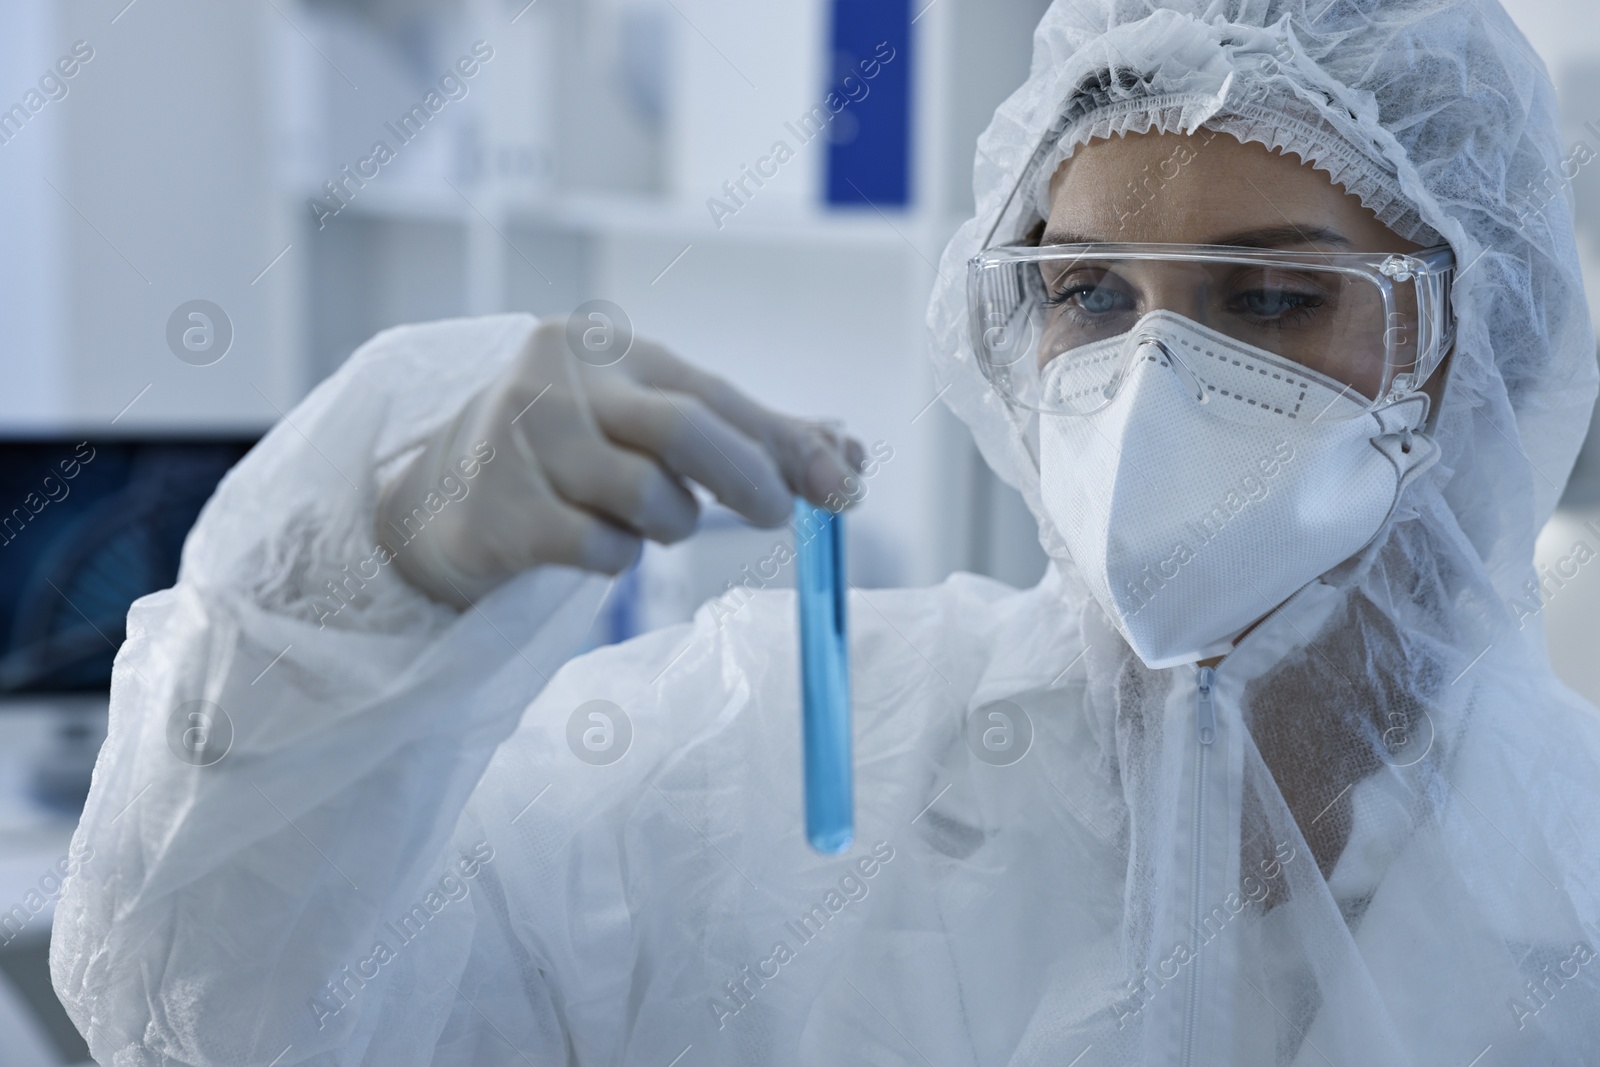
53,0,1600,1063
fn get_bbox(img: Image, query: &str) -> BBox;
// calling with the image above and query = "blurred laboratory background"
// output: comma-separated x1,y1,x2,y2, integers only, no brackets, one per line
0,0,1597,1061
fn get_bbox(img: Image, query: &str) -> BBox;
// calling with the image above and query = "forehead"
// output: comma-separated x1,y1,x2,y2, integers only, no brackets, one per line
1044,130,1402,251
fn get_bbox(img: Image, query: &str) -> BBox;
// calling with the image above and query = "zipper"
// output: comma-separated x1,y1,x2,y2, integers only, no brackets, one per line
1180,665,1217,1067
1195,666,1217,746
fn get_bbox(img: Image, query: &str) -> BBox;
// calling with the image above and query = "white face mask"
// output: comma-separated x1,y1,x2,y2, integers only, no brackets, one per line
1038,310,1439,669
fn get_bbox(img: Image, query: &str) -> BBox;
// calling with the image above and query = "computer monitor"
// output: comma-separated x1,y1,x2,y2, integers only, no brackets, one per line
0,433,258,813
0,434,258,696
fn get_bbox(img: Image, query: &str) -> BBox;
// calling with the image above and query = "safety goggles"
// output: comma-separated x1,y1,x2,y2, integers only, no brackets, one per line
968,242,1456,420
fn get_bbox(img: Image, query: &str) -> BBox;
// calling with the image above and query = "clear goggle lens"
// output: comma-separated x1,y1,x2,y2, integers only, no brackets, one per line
970,245,1454,419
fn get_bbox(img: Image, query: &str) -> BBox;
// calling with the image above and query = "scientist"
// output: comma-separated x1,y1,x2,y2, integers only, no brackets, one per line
52,0,1600,1063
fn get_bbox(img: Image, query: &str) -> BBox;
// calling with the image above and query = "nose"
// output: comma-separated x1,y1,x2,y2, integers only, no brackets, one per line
1137,271,1211,326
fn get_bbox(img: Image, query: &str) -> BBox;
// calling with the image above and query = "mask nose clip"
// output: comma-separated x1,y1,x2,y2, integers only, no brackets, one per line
1134,332,1208,406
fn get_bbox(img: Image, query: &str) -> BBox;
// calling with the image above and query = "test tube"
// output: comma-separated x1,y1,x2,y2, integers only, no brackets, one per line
794,498,853,854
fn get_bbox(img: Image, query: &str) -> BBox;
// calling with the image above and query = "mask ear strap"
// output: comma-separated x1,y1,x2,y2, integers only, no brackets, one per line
1419,349,1455,439
1374,391,1430,433
1371,392,1440,488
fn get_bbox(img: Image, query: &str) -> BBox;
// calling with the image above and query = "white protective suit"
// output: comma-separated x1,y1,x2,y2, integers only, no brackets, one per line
52,1,1600,1064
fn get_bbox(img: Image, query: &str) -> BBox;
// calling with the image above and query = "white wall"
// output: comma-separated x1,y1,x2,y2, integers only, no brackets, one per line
0,2,68,426
0,0,297,432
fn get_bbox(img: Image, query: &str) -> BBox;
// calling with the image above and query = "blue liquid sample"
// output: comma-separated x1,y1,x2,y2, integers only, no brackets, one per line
794,499,853,854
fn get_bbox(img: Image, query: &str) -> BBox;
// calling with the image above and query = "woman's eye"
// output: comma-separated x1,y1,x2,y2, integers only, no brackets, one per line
1049,283,1131,314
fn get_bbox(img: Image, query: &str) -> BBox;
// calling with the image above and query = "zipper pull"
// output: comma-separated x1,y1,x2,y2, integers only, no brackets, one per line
1196,665,1216,746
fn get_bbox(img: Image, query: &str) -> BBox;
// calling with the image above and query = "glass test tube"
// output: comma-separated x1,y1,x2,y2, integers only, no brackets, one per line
794,498,853,854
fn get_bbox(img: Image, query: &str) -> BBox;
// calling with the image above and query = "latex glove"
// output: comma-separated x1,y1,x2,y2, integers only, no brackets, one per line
376,316,866,607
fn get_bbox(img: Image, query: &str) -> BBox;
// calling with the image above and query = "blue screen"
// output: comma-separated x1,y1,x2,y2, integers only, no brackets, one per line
0,437,255,693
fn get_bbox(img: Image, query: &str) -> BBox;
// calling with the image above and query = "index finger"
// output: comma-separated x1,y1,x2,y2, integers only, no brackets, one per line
586,379,794,527
624,342,866,508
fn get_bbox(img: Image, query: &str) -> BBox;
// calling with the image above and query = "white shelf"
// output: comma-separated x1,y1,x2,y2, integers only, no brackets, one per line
303,182,964,250
509,190,948,249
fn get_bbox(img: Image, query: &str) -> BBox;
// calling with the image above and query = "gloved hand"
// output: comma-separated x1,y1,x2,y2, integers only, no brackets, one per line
376,315,866,607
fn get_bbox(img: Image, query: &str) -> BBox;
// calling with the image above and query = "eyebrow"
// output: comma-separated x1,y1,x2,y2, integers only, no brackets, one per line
1039,225,1354,249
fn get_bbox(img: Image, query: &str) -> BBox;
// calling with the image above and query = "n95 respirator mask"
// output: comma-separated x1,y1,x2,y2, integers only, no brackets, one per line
1037,310,1439,669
